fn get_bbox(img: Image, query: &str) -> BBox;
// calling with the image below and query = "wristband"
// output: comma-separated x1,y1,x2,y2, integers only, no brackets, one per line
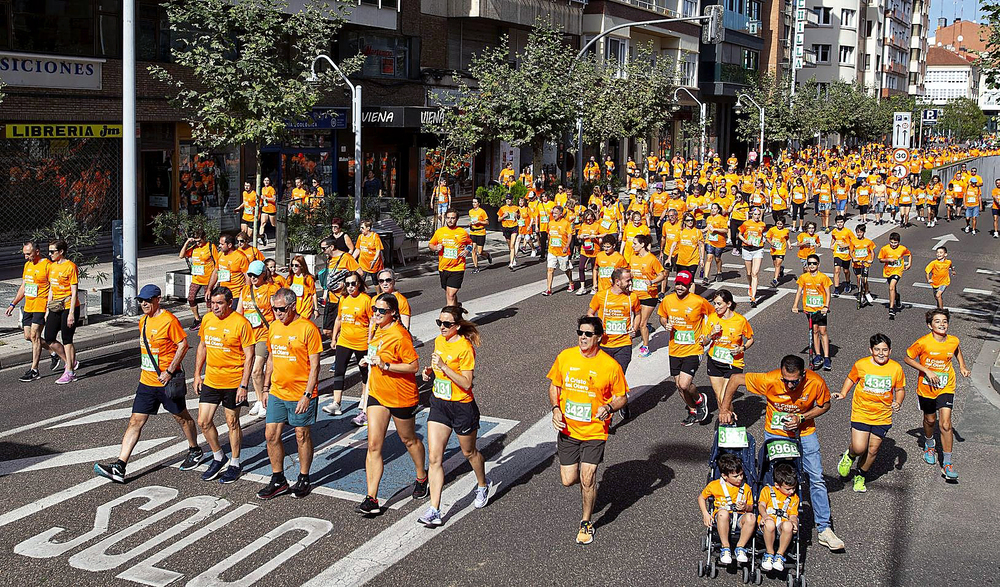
239,384,248,390
166,370,175,377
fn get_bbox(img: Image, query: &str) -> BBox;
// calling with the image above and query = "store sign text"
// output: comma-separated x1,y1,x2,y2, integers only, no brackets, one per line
6,124,123,139
0,51,104,90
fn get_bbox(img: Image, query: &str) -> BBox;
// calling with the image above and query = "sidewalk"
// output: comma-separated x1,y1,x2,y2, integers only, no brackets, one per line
0,220,513,370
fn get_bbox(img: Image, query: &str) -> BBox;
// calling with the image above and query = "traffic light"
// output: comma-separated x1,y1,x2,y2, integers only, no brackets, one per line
702,4,724,44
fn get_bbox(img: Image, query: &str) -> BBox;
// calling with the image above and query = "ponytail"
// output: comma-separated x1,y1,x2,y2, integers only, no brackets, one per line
441,305,481,348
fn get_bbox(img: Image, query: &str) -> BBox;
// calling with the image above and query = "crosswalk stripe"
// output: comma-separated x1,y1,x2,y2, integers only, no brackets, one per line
963,288,993,295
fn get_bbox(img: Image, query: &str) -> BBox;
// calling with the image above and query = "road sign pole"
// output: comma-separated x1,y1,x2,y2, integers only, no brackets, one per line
918,116,923,150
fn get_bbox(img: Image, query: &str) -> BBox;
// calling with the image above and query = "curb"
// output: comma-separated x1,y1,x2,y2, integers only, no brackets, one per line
0,324,138,371
972,304,1000,412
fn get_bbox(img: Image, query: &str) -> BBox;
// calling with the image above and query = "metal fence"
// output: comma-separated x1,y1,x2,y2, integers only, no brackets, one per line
934,155,1000,188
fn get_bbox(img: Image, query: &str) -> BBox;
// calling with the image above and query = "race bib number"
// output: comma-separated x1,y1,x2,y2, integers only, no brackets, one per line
834,244,845,255
718,426,749,448
770,239,784,250
564,400,593,423
805,294,824,308
774,197,784,207
601,219,612,229
606,318,628,335
766,439,801,460
218,268,231,283
710,345,734,364
862,374,893,395
550,237,563,248
507,213,517,222
140,352,159,373
747,235,762,247
23,283,38,297
540,215,549,224
769,410,793,429
366,343,379,364
632,278,649,292
599,267,613,278
443,247,459,260
854,247,868,259
433,377,453,400
889,259,902,268
673,329,696,345
192,264,205,276
922,371,949,389
517,219,525,227
290,283,305,296
245,206,256,216
246,311,263,328
583,241,594,252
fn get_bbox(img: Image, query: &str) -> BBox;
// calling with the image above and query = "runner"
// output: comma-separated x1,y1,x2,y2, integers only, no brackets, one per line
991,178,1000,238
257,287,323,500
670,213,704,279
658,208,682,277
516,196,533,261
926,176,942,227
94,284,202,483
44,240,80,385
629,234,666,357
593,235,627,293
179,229,218,329
357,293,428,515
354,220,385,286
700,289,754,409
234,180,257,237
738,207,767,307
849,224,876,308
428,209,472,306
193,286,255,483
588,268,640,421
548,316,629,544
855,181,872,224
287,255,317,321
576,209,601,295
209,233,249,310
498,195,520,270
542,205,574,295
259,176,276,245
877,232,911,320
765,216,790,288
535,192,556,255
417,306,491,526
8,241,50,382
240,261,281,420
790,177,808,232
792,254,832,371
324,274,372,416
903,309,970,481
829,215,855,295
962,177,983,235
925,246,955,310
236,231,265,264
718,355,845,552
832,333,906,493
703,203,729,285
468,197,493,273
657,270,714,424
320,236,361,346
622,210,651,264
795,222,820,272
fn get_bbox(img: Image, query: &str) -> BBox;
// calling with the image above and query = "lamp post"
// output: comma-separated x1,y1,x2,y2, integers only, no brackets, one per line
673,87,706,163
734,93,764,167
308,54,362,230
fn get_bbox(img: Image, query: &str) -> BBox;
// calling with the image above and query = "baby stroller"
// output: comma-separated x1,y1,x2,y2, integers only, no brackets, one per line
754,435,808,587
698,423,759,583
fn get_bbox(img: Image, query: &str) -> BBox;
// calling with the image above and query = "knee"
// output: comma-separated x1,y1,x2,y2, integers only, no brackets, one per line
764,518,776,531
127,414,146,430
197,416,212,431
461,446,479,460
264,428,281,444
939,419,953,433
295,428,310,443
560,474,577,487
428,451,444,468
780,520,793,534
367,438,384,455
225,413,240,428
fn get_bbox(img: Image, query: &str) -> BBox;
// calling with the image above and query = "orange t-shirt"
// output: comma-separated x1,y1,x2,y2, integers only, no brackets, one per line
431,335,476,403
759,485,799,522
429,226,473,272
48,260,79,309
706,214,728,248
830,228,854,260
578,222,601,258
674,227,703,266
744,369,831,437
498,205,519,229
357,232,384,273
547,218,573,257
547,347,629,441
656,292,714,357
739,220,766,248
199,311,254,389
21,258,50,313
765,227,789,256
468,207,489,237
261,185,277,213
337,292,373,351
702,311,754,369
185,242,218,286
241,282,281,343
701,479,754,515
595,251,627,291
139,310,187,388
796,232,820,259
217,249,249,295
589,289,641,348
906,333,959,398
796,271,832,313
267,316,323,401
877,244,910,278
368,322,420,408
241,190,258,221
924,259,952,288
289,274,316,320
238,245,265,263
846,357,906,426
850,237,874,265
629,252,664,299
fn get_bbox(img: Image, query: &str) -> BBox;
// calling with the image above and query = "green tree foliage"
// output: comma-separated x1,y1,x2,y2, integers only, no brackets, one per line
937,97,988,142
979,3,1000,87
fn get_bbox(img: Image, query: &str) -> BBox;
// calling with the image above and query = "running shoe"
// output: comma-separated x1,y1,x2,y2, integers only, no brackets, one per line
352,411,368,426
568,283,576,293
719,548,733,565
732,250,740,257
201,457,229,481
695,392,710,422
19,368,40,382
823,357,832,371
963,226,971,233
257,479,289,500
771,278,778,288
575,286,588,296
473,267,481,274
942,463,958,480
638,344,651,358
418,506,443,527
888,310,895,320
817,528,845,550
852,474,867,493
541,290,552,296
715,274,722,283
771,554,785,572
49,353,60,371
412,478,429,499
178,447,205,471
249,401,264,418
321,402,342,416
290,477,312,498
837,450,853,477
474,479,492,509
94,461,126,483
486,252,493,265
923,446,937,465
55,370,76,385
760,554,774,571
576,520,595,544
219,465,242,484
703,278,711,287
811,355,824,369
682,410,698,427
735,547,749,563
357,495,381,515
189,319,201,332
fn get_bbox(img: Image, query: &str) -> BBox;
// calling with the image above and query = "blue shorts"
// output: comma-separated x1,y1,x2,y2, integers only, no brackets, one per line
851,421,891,439
265,395,318,427
966,206,980,218
437,203,449,215
818,202,833,212
132,382,187,415
705,244,725,257
836,200,848,213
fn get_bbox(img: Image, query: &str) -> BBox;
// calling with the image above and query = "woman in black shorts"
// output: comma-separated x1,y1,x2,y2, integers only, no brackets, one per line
699,289,754,408
44,240,80,385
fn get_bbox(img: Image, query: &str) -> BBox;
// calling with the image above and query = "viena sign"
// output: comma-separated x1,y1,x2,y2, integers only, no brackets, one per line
0,51,104,91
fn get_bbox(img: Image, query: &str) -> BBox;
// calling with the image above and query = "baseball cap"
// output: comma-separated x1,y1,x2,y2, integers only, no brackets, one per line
137,284,161,300
675,270,694,287
247,260,266,276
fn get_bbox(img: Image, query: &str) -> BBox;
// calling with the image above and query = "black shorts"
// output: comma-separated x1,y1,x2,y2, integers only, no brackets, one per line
852,264,869,277
132,382,187,415
670,355,700,377
440,270,465,290
640,296,658,308
851,421,891,438
676,264,698,276
993,208,1000,217
808,311,828,327
428,396,481,436
21,311,45,327
886,275,901,284
470,234,486,247
918,393,954,414
706,358,743,378
858,204,870,214
43,306,80,344
199,385,249,410
557,434,606,466
834,257,851,270
368,393,420,420
323,302,339,330
502,227,516,239
771,254,785,261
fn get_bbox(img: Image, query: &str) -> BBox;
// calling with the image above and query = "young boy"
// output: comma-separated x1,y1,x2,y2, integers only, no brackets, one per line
766,216,790,287
758,463,800,572
793,253,833,371
925,246,955,310
850,224,875,307
795,222,820,272
699,453,756,565
829,215,855,295
877,232,911,320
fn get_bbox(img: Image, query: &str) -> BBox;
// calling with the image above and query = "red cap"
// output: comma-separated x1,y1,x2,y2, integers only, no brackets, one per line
675,270,694,286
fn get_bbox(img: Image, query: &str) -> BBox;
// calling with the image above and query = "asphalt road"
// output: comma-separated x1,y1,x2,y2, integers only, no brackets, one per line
1,214,1000,587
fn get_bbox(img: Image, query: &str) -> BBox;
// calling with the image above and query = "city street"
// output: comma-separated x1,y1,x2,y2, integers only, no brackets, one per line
1,214,1000,587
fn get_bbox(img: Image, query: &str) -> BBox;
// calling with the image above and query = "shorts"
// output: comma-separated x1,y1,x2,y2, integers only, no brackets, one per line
323,302,339,330
966,206,980,218
741,247,764,262
852,264,870,277
834,257,851,270
471,234,486,247
807,311,828,326
836,200,848,213
851,421,891,438
818,202,833,212
188,282,208,306
669,355,700,377
265,395,318,427
21,311,45,327
640,296,659,308
199,385,249,410
132,381,187,415
935,285,948,295
440,270,465,290
886,274,901,284
557,434,606,466
858,204,870,215
43,306,80,344
437,203,449,215
873,201,886,213
367,393,420,420
705,244,725,257
428,396,481,436
918,393,954,414
547,253,571,272
706,358,743,378
992,207,1000,217
502,227,516,239
770,253,785,261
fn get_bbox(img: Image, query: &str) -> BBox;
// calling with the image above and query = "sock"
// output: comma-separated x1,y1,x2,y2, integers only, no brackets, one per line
416,476,427,483
942,452,952,465
925,435,936,448
115,459,126,468
298,473,310,483
271,472,286,485
229,457,240,468
213,450,225,462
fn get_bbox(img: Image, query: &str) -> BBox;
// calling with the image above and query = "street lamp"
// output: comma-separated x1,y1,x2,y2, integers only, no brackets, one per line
734,93,764,167
308,54,362,230
673,87,706,164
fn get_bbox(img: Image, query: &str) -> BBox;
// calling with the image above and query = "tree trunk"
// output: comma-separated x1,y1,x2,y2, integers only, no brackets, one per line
532,136,545,191
253,144,262,245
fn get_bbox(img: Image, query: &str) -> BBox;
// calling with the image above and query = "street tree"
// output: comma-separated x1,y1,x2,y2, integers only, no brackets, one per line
734,73,799,149
979,2,1000,87
150,0,358,240
938,97,988,142
425,88,484,221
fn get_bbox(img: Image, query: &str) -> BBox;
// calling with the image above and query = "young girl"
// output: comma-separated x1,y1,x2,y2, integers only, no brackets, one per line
288,255,317,320
765,216,790,287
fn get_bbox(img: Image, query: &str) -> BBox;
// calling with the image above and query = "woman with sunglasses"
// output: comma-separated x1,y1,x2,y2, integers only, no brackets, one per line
670,213,703,279
357,293,427,516
323,274,373,417
417,306,491,526
700,289,754,409
738,207,767,307
236,231,265,263
329,217,355,256
288,255,317,321
239,261,282,420
354,220,384,287
44,240,80,384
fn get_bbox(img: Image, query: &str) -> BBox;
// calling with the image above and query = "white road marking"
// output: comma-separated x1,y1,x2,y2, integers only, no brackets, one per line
976,268,998,275
929,233,959,250
913,282,933,289
868,277,887,283
964,288,993,295
0,437,175,476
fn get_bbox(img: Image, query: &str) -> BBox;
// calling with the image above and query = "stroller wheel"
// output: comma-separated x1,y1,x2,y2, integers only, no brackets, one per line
710,559,718,578
754,567,763,585
798,577,807,587
786,574,795,587
698,561,705,577
742,566,750,584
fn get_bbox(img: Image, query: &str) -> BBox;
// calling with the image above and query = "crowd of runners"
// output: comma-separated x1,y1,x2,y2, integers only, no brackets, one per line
4,143,988,556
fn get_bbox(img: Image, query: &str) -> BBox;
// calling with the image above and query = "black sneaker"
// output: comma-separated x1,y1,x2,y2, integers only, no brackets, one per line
49,353,60,371
178,447,205,471
94,461,126,483
486,252,493,265
412,478,429,499
188,319,202,332
201,457,228,481
257,478,289,500
357,495,381,516
695,392,710,423
19,368,40,382
682,410,698,427
290,477,312,499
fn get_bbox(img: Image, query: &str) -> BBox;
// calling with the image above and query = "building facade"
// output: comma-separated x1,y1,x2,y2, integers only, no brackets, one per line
924,46,979,105
798,0,864,87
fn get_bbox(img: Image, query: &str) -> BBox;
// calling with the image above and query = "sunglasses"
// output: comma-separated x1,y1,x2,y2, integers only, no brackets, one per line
248,273,261,278
292,263,301,268
781,377,802,387
378,278,394,284
237,240,247,244
373,307,390,315
577,330,597,338
272,305,290,313
806,262,819,266
48,250,58,254
436,319,456,328
136,297,151,304
345,281,359,287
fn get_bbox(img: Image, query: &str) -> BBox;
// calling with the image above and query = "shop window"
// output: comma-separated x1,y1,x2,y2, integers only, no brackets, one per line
11,0,95,56
138,2,171,62
346,32,412,79
97,13,121,57
0,4,9,50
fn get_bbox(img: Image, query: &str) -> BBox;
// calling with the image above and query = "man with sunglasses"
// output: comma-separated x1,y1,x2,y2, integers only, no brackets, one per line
429,209,472,307
548,316,629,544
94,285,202,483
208,233,249,311
793,253,833,371
7,241,50,382
718,355,845,552
239,261,281,420
587,268,640,421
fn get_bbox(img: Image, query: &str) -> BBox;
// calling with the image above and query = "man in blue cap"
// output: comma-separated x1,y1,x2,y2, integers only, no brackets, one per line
93,284,204,483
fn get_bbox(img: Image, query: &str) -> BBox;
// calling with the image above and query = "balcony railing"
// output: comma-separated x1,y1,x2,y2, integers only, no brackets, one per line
610,0,678,17
358,0,400,11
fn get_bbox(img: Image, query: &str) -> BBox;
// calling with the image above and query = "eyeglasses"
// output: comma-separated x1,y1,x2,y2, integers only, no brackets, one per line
436,319,456,328
806,262,819,266
373,307,390,315
237,240,247,244
292,263,301,268
577,330,597,338
378,278,394,284
272,305,290,313
345,281,359,287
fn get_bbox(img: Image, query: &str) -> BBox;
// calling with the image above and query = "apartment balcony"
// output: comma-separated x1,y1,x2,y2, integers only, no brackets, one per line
882,61,906,75
347,0,400,30
886,35,909,51
609,0,679,18
421,0,585,34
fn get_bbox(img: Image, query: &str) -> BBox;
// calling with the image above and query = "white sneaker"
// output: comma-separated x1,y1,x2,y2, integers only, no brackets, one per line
575,286,587,296
248,402,261,417
771,555,785,572
322,402,342,416
735,547,749,563
817,528,845,551
719,549,733,565
473,479,492,508
760,554,773,571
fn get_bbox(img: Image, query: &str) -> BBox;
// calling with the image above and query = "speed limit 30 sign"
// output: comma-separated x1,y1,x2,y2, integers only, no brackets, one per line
892,148,910,164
